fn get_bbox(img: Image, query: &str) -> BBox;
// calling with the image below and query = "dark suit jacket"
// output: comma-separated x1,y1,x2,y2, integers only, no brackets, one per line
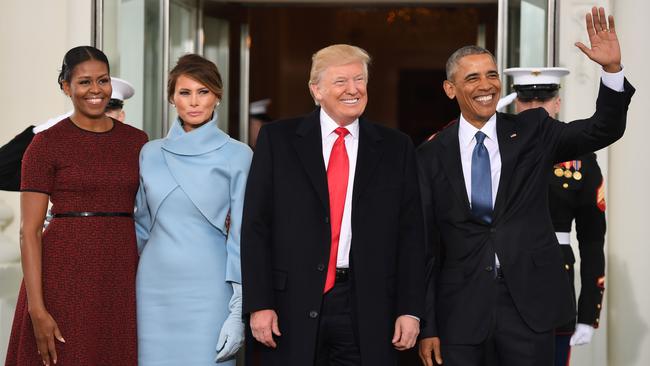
416,80,634,344
0,126,34,191
241,108,425,366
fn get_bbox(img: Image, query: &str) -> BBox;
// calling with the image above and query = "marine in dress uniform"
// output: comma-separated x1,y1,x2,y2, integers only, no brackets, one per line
0,77,135,191
504,67,606,366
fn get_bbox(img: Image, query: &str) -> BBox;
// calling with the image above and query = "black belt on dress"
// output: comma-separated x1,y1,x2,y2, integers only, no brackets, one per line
52,211,133,218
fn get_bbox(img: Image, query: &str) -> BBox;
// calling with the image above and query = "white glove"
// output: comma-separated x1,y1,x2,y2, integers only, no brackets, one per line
570,323,595,346
496,92,517,112
215,283,244,363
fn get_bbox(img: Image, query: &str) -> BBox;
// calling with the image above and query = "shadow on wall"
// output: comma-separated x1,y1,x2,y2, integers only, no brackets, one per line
608,255,647,364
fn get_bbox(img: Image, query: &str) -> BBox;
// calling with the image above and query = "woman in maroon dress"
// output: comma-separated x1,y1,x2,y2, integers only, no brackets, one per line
4,46,147,366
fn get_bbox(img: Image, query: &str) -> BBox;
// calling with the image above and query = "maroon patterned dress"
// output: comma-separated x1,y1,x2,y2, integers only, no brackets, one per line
5,118,147,366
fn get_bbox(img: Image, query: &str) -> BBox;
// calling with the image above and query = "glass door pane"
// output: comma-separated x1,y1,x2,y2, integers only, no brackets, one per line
168,0,200,128
507,0,549,69
203,16,230,133
100,0,164,138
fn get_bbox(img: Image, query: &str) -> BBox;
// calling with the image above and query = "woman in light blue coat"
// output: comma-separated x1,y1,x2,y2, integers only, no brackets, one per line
135,54,252,365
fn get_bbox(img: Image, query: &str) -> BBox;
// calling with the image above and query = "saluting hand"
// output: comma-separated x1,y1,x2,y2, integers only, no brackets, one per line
575,6,622,72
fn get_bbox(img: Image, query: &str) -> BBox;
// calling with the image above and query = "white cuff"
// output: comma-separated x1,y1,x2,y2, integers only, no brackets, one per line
404,315,420,322
601,66,624,92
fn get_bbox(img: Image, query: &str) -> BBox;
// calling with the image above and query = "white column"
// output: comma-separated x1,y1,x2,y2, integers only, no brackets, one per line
558,1,611,365
608,0,650,365
0,199,21,364
0,0,92,359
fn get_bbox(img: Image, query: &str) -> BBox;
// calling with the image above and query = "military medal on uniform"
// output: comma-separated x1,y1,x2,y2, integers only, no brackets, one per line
573,160,582,180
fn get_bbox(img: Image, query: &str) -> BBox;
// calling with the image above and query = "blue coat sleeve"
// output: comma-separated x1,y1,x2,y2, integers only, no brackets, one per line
225,145,253,284
135,150,151,254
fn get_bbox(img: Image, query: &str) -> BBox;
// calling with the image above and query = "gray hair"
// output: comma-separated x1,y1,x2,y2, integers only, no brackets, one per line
445,45,496,81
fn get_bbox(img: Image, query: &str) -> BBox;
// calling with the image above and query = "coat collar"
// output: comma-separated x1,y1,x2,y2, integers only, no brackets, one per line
292,108,384,210
492,112,518,222
293,109,329,210
352,116,383,204
437,114,519,224
162,114,229,156
438,121,472,213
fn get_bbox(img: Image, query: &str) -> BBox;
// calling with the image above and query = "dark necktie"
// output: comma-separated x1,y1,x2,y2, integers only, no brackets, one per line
471,131,493,223
324,127,350,293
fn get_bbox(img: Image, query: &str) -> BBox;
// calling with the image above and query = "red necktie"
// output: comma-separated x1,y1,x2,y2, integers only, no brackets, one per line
324,127,350,293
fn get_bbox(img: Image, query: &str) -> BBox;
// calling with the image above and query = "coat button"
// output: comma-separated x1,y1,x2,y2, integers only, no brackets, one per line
485,265,494,272
317,264,325,271
325,217,329,224
309,311,319,319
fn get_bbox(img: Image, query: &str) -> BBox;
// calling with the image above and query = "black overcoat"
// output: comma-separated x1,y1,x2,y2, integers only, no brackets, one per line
241,108,425,365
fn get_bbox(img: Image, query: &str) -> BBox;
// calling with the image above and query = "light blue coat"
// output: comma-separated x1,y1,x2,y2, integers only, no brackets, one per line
135,115,252,365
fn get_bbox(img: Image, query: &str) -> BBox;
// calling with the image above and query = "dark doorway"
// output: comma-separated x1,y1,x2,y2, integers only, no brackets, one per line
398,69,460,145
204,3,497,144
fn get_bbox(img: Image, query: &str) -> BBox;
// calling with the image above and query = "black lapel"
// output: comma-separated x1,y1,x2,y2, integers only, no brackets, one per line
492,113,518,222
352,118,384,204
292,109,329,211
438,122,472,212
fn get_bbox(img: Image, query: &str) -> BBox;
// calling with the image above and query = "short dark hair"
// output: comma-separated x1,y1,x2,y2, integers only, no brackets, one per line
167,54,223,103
105,98,124,112
445,45,496,81
57,46,110,90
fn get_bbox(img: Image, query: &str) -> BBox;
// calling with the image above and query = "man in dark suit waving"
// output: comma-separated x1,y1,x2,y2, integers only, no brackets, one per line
241,44,425,366
417,7,633,366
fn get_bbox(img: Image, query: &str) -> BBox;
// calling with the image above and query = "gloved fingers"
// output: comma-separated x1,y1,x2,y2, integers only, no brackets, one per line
569,332,590,346
215,337,239,362
215,332,228,352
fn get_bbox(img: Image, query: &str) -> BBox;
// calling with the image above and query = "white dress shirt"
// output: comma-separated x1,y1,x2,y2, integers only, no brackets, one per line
458,113,501,209
320,109,359,268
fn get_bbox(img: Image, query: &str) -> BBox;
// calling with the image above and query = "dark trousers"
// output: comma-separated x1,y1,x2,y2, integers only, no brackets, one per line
442,276,555,366
554,334,571,366
314,279,362,366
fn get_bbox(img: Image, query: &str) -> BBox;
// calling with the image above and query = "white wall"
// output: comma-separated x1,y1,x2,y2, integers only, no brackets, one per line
0,0,93,249
558,1,611,364
608,0,650,365
0,0,92,361
560,1,650,366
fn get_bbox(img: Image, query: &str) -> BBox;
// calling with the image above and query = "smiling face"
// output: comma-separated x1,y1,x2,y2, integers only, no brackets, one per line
443,54,501,128
62,59,112,120
309,61,368,126
172,74,220,131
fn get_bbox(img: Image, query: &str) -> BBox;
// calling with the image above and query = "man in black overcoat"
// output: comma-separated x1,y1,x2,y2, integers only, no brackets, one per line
241,44,425,366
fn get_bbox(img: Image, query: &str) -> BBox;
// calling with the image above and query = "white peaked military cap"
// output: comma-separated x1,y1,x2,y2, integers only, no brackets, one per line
250,99,271,116
503,67,570,86
110,77,135,101
503,67,570,101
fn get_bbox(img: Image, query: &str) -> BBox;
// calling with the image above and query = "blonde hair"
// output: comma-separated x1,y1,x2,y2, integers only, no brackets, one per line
308,44,371,100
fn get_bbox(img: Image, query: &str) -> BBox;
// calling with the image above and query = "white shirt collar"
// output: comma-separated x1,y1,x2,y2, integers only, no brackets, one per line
320,108,359,141
458,113,498,148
